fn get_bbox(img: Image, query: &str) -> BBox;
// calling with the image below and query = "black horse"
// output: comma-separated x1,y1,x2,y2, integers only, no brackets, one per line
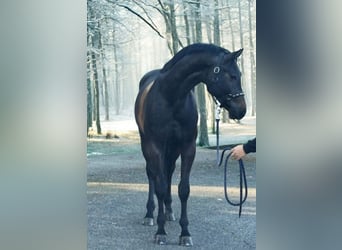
134,43,246,246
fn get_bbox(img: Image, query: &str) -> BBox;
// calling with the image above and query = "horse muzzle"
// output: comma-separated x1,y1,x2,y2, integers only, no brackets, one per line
219,94,246,120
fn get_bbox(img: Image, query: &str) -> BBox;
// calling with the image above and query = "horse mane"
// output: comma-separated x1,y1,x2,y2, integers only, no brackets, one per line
161,43,230,73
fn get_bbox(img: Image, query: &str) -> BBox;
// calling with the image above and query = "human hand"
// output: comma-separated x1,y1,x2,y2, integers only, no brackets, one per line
230,145,246,160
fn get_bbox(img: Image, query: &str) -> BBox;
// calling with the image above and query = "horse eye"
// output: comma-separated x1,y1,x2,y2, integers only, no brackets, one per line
230,75,237,80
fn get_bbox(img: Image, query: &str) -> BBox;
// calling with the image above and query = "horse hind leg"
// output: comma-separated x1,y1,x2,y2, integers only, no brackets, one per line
143,147,169,244
143,167,155,226
165,189,176,222
154,174,168,245
164,162,177,222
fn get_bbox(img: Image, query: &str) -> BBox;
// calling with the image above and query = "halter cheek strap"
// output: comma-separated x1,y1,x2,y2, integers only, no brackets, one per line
211,51,244,104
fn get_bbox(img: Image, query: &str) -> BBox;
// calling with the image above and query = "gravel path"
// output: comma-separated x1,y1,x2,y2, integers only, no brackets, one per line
87,140,256,249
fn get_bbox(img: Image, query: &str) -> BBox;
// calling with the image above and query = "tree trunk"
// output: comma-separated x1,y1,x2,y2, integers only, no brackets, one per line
102,66,109,120
90,27,102,135
183,1,191,45
87,58,92,134
194,0,209,146
205,18,212,44
213,0,221,45
87,28,93,134
248,0,256,116
91,50,101,134
227,0,235,51
168,0,179,54
223,0,235,123
211,0,221,133
158,0,180,55
98,24,109,121
197,84,209,146
238,0,246,92
111,23,121,115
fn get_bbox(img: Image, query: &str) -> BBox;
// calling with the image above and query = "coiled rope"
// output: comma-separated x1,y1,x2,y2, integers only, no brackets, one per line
214,101,248,217
218,145,248,217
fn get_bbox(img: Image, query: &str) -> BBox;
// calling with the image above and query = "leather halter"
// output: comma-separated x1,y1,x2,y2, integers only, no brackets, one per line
212,52,244,105
223,92,245,101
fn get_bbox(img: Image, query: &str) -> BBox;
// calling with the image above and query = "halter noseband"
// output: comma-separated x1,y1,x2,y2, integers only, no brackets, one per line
224,92,245,101
213,91,244,108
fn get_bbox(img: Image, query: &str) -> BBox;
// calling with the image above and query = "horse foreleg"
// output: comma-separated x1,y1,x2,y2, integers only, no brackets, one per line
178,144,195,246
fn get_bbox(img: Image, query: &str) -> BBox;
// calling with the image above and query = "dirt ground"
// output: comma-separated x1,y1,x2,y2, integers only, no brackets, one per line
87,130,256,249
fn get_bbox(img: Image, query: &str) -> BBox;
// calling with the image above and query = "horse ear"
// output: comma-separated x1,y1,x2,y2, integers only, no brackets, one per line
223,48,243,62
233,48,243,58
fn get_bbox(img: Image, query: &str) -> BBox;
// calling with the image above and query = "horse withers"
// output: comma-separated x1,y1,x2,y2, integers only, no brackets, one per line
134,43,246,246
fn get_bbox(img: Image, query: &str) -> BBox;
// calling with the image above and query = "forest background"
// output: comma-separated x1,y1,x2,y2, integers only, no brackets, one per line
87,0,256,146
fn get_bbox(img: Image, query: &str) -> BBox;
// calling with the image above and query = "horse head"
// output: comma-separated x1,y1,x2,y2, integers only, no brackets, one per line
205,49,246,120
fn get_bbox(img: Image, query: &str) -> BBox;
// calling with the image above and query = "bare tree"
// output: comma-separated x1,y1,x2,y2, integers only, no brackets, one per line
98,21,110,121
193,0,210,146
227,0,236,51
87,42,93,133
182,1,192,45
248,0,256,116
238,0,245,92
86,0,256,137
211,0,221,133
87,5,93,134
213,0,221,45
113,32,121,115
88,2,102,134
91,46,101,134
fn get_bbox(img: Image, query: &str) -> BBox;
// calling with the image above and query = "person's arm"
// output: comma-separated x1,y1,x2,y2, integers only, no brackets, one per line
243,138,256,154
231,137,256,160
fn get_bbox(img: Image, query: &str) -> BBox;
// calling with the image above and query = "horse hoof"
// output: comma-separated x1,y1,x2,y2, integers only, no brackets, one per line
179,236,193,247
165,212,176,221
142,217,154,226
155,234,167,245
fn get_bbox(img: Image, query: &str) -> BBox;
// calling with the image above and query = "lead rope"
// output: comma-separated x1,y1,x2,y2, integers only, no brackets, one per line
218,150,248,217
215,103,221,167
215,101,248,217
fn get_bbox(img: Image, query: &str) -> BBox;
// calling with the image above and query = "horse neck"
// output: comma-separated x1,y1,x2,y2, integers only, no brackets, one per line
158,53,214,102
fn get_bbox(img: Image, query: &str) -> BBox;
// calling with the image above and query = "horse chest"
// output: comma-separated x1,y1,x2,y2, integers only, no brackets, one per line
155,102,197,141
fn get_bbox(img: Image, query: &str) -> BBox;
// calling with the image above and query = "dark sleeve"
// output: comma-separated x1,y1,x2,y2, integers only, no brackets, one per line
243,138,256,154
